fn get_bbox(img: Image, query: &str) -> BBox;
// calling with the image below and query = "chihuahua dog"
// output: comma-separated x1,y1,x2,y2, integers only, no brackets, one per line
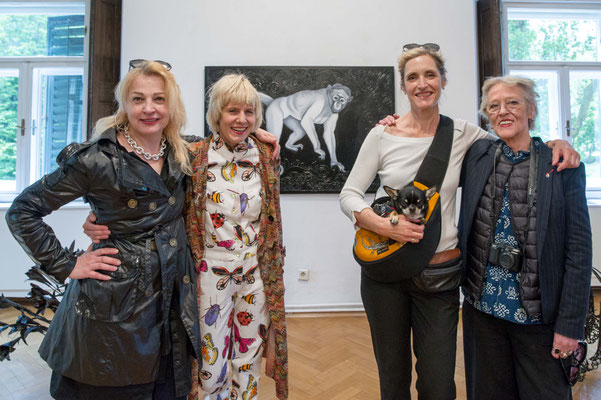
378,184,437,225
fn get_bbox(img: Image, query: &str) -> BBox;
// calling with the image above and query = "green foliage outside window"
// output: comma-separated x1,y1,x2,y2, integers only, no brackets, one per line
508,18,600,174
0,15,84,183
508,19,597,62
0,77,18,180
0,15,47,56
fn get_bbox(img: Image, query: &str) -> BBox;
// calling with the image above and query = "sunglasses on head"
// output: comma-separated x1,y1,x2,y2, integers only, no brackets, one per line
128,59,172,71
402,43,440,53
560,341,587,386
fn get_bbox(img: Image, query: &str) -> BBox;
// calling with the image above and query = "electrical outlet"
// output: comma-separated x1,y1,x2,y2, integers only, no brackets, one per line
298,268,310,281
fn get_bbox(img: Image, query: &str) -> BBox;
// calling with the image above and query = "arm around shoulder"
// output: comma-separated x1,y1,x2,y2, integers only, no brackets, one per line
554,163,592,338
339,127,383,223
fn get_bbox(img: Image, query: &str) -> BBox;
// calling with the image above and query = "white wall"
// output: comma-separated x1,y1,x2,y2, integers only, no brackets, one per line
9,0,596,311
118,0,480,311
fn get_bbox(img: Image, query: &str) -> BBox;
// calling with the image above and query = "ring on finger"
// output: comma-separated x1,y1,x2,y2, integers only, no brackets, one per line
553,348,561,355
560,352,569,359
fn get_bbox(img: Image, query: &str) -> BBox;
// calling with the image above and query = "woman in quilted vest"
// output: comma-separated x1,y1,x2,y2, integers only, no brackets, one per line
458,75,592,399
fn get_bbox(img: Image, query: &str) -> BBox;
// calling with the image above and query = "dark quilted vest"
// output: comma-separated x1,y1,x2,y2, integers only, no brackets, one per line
464,149,541,318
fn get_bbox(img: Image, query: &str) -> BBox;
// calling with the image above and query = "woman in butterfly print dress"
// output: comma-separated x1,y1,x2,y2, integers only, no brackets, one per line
185,74,288,400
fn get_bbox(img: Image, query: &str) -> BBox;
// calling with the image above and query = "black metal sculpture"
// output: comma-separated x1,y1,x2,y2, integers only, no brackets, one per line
0,242,76,361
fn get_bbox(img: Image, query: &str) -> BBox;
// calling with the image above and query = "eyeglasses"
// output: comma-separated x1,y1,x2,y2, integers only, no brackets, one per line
560,341,587,386
402,43,440,53
128,59,172,71
486,99,524,115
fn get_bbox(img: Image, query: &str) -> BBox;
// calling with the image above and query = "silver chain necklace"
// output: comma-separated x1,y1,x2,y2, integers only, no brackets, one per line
123,125,166,161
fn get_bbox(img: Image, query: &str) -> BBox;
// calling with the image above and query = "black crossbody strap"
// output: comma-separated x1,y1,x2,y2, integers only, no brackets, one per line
414,115,454,189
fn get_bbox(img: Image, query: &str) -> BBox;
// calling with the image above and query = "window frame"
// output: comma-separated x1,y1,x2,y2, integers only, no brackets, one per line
502,0,601,197
0,0,89,202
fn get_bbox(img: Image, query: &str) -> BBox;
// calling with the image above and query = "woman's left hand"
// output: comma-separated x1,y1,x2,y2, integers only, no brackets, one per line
548,139,581,171
255,128,281,160
551,332,579,359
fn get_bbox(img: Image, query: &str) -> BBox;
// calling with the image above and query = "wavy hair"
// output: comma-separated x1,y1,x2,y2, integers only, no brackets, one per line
92,61,191,174
479,75,538,130
397,47,447,90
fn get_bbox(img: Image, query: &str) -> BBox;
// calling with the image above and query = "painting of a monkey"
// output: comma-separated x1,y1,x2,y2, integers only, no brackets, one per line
205,66,394,192
259,84,353,171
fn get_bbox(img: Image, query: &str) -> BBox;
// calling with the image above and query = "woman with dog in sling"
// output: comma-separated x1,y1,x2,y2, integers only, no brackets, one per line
339,44,580,399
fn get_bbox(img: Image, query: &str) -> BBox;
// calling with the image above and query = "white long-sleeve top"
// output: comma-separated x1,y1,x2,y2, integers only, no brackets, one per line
339,118,490,253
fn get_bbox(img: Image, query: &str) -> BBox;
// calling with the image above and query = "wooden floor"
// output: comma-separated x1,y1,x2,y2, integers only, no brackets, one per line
1,309,600,399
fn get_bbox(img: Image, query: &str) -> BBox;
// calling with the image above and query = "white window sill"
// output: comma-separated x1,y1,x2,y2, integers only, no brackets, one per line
0,199,89,211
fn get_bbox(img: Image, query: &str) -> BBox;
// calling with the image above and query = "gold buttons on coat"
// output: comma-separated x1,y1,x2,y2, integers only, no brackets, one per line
148,201,157,211
127,199,138,208
182,275,190,284
168,196,176,206
169,238,178,247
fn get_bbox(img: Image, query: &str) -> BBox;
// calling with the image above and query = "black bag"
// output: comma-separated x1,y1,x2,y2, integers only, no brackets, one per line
412,252,462,293
353,115,454,283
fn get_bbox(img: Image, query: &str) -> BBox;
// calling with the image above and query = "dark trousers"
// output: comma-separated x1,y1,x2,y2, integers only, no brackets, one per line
462,301,571,400
50,352,187,400
361,271,460,400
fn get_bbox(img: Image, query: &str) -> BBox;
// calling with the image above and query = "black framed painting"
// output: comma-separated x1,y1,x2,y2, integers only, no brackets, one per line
205,66,395,193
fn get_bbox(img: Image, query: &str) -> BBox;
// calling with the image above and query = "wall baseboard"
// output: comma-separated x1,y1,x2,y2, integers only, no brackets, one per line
286,303,365,313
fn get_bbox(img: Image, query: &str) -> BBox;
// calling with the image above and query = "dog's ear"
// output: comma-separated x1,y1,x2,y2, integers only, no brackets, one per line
425,186,437,200
383,185,398,200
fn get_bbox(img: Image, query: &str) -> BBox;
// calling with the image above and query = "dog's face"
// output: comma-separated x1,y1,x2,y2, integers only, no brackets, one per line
383,185,437,223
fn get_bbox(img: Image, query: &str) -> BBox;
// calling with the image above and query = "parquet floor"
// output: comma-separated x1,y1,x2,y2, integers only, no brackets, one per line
1,309,600,399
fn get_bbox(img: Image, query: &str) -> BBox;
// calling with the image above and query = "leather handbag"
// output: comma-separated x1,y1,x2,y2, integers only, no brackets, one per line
411,248,462,293
353,115,453,283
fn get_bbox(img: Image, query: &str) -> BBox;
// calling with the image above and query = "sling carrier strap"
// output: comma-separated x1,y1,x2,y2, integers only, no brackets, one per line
353,114,454,282
414,114,454,192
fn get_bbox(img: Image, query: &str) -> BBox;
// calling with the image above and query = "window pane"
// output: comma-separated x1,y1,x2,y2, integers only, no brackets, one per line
508,9,601,62
509,70,560,142
570,71,601,189
0,4,85,57
32,68,83,179
0,69,19,192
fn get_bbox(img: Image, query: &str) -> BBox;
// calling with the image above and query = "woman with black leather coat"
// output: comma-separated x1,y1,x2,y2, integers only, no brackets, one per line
6,60,199,400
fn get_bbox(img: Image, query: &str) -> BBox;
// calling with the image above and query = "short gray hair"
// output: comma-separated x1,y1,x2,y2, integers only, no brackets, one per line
479,75,539,130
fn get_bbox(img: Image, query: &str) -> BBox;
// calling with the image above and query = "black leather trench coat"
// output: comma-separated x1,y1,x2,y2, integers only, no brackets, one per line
5,128,199,387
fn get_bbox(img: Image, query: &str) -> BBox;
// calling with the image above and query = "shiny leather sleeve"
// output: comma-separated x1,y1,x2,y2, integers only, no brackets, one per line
5,145,91,283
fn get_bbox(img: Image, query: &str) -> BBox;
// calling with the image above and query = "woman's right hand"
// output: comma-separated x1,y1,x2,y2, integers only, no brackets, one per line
376,114,400,127
83,212,111,243
69,244,120,280
380,214,425,244
355,208,424,243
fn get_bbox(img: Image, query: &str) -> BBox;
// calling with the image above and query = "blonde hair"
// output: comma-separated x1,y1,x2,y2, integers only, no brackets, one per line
479,75,539,130
92,61,191,174
397,47,447,90
206,74,263,134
